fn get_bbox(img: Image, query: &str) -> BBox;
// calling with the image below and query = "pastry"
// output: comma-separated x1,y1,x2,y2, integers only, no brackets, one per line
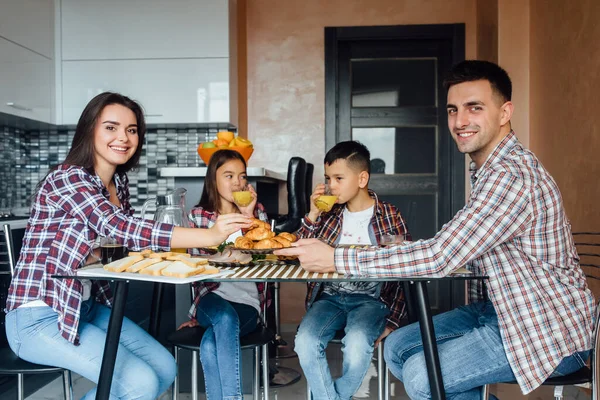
235,236,254,249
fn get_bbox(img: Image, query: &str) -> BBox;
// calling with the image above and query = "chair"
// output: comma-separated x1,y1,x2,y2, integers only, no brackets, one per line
0,224,73,400
167,283,274,400
275,157,307,233
482,232,600,400
305,330,387,400
305,162,314,212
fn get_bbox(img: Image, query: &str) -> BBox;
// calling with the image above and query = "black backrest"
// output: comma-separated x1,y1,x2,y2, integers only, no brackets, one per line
286,157,307,218
305,163,314,211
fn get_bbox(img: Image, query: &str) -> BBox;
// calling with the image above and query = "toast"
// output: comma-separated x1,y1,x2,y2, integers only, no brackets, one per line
165,254,209,267
103,255,145,272
161,261,205,278
139,260,172,276
200,265,220,275
126,257,162,273
128,249,152,257
148,251,173,259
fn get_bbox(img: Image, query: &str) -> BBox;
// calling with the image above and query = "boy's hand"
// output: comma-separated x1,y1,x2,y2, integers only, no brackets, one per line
375,327,393,348
178,319,199,330
307,183,326,222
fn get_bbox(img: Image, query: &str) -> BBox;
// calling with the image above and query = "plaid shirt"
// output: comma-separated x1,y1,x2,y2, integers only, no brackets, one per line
335,132,595,393
296,190,410,331
187,204,270,319
5,165,173,344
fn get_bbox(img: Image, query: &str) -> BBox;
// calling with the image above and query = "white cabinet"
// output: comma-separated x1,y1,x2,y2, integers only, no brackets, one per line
61,0,229,60
0,37,54,123
61,58,229,124
0,0,54,58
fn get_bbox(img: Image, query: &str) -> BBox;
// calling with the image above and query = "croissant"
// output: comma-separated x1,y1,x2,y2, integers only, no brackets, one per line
278,232,297,242
249,219,271,231
245,227,275,241
254,239,283,249
235,236,254,249
272,236,292,248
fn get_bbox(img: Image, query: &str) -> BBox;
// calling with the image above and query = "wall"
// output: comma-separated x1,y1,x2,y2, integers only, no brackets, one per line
244,0,478,326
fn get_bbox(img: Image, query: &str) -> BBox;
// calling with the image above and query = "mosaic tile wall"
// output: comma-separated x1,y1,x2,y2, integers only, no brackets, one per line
0,125,233,212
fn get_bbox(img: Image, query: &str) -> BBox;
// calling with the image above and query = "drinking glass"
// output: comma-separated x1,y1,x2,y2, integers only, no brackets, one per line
379,233,407,246
315,183,338,212
100,237,127,264
232,184,253,207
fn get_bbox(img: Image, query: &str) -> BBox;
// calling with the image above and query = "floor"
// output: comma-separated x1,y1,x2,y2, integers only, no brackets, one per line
25,331,590,400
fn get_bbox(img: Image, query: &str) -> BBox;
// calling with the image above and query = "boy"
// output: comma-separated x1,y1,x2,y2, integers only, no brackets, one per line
294,141,410,400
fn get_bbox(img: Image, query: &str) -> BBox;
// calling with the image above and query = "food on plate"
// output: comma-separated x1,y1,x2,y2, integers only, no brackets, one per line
128,249,152,257
126,257,162,273
103,255,145,272
148,251,173,259
247,218,270,231
165,254,209,268
272,236,292,247
244,227,275,241
235,237,254,249
209,249,253,264
161,261,206,278
254,239,283,249
139,260,172,276
201,265,220,274
278,232,297,242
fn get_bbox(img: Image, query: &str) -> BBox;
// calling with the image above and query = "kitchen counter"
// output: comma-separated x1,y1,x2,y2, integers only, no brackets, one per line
159,167,286,182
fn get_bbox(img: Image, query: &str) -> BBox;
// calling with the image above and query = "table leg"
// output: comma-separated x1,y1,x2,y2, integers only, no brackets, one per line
149,282,164,338
96,280,129,400
412,281,446,400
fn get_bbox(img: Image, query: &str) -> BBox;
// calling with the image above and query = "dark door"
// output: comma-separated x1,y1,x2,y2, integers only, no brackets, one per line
325,24,466,313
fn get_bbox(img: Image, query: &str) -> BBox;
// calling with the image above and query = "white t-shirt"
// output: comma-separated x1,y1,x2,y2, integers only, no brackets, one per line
211,229,260,312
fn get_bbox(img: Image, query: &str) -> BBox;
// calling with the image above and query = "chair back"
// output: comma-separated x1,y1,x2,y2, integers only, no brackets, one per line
2,224,17,277
305,163,314,212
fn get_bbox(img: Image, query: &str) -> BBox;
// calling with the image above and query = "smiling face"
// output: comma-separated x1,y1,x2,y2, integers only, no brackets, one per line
215,159,248,206
446,79,513,168
93,104,139,174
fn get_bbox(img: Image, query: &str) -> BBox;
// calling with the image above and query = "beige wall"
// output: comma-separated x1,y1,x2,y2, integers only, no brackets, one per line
244,0,478,325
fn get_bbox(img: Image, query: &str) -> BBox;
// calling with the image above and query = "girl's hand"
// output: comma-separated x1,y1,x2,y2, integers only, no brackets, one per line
307,183,326,222
209,214,253,244
237,184,258,217
178,319,199,330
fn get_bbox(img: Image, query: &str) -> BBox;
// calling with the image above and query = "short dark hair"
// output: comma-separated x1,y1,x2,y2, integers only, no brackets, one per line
324,141,370,174
443,60,512,102
197,149,247,212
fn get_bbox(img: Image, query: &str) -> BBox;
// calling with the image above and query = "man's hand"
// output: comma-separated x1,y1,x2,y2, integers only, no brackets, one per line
375,327,393,348
178,319,199,330
273,238,336,273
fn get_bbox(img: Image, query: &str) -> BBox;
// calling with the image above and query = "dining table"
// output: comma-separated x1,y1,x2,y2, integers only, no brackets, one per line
54,261,487,400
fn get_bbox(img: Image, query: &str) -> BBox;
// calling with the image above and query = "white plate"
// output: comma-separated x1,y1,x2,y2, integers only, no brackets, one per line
76,266,234,284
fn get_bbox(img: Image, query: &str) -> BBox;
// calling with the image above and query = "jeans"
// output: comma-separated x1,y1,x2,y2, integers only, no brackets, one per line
195,293,259,400
384,300,590,400
294,293,390,400
5,298,176,400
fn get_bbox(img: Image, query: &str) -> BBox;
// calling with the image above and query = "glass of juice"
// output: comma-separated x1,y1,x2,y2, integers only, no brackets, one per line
100,237,127,264
315,183,338,212
232,184,253,207
379,234,407,246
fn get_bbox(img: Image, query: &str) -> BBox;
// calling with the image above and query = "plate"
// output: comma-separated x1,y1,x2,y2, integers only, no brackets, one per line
209,260,258,268
231,247,277,254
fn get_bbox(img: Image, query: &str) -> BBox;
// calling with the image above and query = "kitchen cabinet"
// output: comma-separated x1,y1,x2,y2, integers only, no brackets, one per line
0,37,54,124
62,58,230,124
0,0,54,59
61,0,229,60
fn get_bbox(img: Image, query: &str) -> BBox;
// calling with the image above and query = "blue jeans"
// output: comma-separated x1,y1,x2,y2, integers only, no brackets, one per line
384,300,590,400
195,293,258,400
294,293,390,400
5,298,176,400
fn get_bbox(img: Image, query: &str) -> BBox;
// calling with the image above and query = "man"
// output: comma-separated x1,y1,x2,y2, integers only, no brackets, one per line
275,60,595,399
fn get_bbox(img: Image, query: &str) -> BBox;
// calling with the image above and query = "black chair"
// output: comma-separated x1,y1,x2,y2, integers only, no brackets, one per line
0,224,73,400
168,284,274,400
305,162,314,212
275,157,307,233
481,232,600,400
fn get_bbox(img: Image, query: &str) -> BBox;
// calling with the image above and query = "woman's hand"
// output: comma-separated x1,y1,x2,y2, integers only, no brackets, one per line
307,183,326,222
237,184,258,217
209,214,253,244
178,319,199,330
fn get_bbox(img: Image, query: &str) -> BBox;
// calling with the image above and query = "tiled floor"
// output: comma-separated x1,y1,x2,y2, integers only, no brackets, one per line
26,331,589,399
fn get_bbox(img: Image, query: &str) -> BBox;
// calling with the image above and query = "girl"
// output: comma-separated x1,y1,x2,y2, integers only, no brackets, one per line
178,149,269,400
4,92,251,400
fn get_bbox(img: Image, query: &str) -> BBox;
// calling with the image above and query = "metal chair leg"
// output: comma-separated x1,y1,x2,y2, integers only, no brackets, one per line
17,373,24,400
384,366,390,400
377,344,384,400
554,385,564,400
172,346,179,400
191,350,199,400
262,343,270,400
306,383,312,400
63,370,73,400
254,346,260,400
480,384,489,400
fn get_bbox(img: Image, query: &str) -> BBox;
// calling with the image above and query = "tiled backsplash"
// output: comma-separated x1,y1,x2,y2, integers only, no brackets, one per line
0,124,234,212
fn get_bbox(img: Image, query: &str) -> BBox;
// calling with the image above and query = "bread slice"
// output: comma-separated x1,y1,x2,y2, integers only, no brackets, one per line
139,260,172,276
161,261,205,278
126,257,162,273
103,255,145,272
148,251,173,259
165,254,209,267
200,265,220,275
128,249,152,257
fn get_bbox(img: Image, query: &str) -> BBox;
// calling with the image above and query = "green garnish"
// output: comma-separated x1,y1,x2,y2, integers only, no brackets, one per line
217,241,233,253
252,254,266,261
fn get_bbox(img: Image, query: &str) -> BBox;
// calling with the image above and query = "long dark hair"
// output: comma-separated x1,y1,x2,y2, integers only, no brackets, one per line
34,92,146,196
197,149,247,212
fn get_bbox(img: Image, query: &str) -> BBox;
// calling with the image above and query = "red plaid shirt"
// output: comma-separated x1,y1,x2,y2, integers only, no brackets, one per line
335,132,595,393
296,190,410,331
5,165,174,344
187,204,270,319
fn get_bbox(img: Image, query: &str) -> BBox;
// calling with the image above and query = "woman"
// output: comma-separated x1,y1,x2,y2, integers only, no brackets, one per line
4,92,251,400
178,149,269,400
